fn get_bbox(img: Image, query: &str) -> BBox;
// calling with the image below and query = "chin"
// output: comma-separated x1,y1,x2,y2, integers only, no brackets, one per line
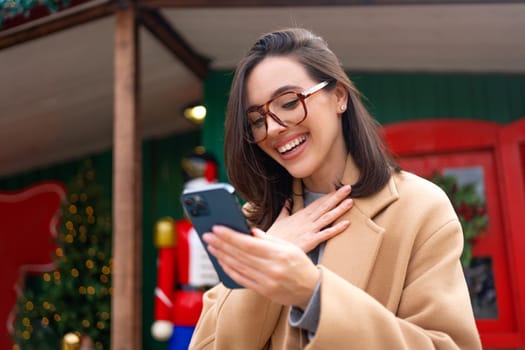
282,165,313,179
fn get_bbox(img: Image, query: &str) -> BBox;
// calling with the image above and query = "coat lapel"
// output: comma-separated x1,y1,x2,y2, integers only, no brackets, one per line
292,156,399,290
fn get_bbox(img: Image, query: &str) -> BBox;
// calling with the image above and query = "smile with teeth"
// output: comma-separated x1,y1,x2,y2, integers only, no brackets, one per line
277,135,307,154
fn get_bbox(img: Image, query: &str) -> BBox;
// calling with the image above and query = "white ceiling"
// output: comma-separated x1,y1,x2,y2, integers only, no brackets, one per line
0,3,524,178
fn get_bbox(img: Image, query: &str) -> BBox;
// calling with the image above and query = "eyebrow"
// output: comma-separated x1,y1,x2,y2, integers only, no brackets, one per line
246,84,302,111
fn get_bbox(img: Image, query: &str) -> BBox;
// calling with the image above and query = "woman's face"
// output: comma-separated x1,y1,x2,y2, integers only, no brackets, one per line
245,56,348,192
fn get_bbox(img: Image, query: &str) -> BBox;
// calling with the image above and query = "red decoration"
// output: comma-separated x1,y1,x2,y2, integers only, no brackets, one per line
0,181,65,349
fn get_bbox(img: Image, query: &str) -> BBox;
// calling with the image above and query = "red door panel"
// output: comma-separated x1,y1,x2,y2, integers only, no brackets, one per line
497,118,525,347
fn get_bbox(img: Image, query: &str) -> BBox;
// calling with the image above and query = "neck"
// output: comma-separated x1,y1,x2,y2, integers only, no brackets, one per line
302,153,360,194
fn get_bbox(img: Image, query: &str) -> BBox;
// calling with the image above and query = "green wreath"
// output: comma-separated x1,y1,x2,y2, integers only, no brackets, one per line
430,173,488,268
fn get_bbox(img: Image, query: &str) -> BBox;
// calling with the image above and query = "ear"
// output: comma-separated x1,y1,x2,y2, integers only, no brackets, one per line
333,82,349,114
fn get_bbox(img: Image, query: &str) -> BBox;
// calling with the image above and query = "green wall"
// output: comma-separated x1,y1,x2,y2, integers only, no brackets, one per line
202,71,525,178
351,73,525,124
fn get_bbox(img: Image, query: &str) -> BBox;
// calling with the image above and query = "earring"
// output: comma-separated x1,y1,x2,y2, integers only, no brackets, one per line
340,105,346,112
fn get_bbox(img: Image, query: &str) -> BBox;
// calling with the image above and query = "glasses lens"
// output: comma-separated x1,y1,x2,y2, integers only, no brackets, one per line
269,92,305,125
245,92,306,143
247,110,266,143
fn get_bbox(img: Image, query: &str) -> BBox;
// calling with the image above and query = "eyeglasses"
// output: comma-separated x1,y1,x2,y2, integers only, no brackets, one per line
245,80,331,143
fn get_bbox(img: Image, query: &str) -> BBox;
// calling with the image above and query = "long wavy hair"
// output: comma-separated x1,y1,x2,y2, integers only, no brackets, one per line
225,28,399,229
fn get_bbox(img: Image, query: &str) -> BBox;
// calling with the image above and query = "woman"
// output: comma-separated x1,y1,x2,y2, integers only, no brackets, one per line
189,28,481,349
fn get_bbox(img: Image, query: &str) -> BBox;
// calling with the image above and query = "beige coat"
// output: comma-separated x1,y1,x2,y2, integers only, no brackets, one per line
189,170,482,349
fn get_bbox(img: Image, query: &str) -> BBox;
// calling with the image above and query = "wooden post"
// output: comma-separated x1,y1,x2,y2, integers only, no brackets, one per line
112,2,142,350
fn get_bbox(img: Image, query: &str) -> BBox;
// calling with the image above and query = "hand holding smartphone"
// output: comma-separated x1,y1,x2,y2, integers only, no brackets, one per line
180,183,250,289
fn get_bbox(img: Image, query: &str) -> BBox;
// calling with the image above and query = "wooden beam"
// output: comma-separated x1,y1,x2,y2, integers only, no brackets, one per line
137,0,525,7
139,8,209,80
112,2,142,350
0,1,116,50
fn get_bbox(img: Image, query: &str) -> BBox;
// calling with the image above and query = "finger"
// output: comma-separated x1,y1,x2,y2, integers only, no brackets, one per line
316,198,353,229
309,185,352,220
206,233,269,274
252,227,266,238
207,244,265,289
209,225,276,260
315,220,351,244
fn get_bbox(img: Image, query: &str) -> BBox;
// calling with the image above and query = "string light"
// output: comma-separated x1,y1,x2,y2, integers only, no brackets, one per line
25,301,33,311
70,193,79,203
68,205,77,214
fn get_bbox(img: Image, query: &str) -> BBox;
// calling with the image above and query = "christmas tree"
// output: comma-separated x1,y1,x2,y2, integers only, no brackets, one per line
14,159,112,350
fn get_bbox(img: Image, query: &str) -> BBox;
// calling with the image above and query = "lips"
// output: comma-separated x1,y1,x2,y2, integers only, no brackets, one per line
277,135,307,154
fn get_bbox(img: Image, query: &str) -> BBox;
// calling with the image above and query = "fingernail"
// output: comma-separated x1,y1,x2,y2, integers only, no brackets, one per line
212,225,225,234
344,198,353,206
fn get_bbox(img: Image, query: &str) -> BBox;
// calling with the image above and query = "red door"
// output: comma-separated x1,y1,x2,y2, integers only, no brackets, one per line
384,119,524,348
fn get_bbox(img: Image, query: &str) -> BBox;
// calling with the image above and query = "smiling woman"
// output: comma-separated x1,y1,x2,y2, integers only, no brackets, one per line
189,27,482,350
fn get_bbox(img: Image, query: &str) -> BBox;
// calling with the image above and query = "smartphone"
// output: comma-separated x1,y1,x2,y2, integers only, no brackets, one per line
180,182,250,289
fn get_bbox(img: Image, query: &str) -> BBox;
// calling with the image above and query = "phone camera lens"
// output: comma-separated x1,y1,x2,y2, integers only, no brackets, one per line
196,202,206,210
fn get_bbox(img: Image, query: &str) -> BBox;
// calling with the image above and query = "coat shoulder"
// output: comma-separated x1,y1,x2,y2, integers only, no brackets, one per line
392,171,454,215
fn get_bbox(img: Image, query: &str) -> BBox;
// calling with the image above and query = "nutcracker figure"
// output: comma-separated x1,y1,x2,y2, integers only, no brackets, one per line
151,149,220,349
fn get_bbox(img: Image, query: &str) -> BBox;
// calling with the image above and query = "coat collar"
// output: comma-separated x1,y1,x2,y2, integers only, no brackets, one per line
291,155,400,289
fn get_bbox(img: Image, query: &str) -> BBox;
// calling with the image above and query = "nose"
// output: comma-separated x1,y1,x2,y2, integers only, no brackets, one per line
265,114,287,138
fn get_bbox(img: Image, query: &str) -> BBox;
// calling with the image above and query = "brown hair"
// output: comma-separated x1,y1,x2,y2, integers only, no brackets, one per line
225,28,398,229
